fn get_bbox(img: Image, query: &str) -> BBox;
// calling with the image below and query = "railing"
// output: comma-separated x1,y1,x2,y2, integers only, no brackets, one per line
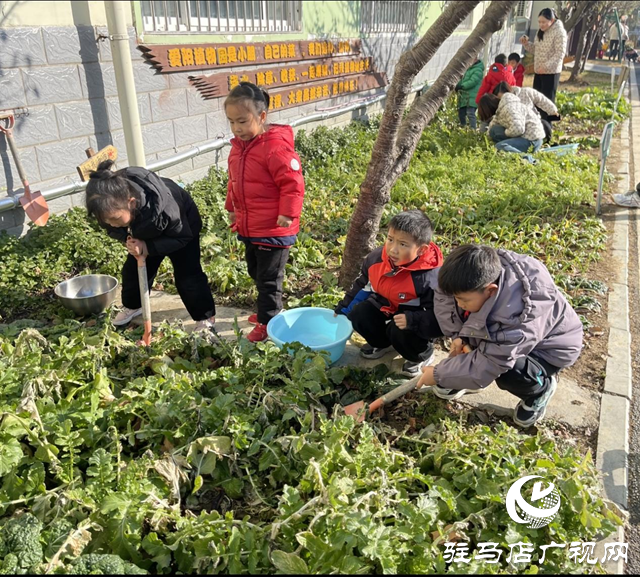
360,1,419,34
141,1,302,34
0,84,427,216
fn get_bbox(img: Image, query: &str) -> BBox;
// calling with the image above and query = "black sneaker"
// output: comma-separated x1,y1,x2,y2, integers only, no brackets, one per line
513,375,558,428
402,351,435,376
360,344,394,359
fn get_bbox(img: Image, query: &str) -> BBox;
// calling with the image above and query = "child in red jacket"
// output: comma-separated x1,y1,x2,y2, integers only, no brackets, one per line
475,54,516,104
335,210,444,376
508,52,526,87
225,82,305,342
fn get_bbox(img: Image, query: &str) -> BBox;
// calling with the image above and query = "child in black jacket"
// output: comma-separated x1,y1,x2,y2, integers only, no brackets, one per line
85,160,216,331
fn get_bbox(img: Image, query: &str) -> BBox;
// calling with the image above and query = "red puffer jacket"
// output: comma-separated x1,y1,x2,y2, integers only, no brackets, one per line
225,124,305,239
475,62,516,103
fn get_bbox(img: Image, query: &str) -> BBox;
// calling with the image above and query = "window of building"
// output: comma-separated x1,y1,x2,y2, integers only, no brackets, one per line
360,1,420,34
141,1,302,34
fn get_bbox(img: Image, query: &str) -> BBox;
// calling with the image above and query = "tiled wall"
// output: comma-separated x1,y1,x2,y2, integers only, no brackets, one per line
0,23,513,235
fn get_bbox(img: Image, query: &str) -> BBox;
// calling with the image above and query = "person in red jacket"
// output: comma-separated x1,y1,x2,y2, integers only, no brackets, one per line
335,210,444,376
508,52,526,87
225,82,305,342
475,54,516,104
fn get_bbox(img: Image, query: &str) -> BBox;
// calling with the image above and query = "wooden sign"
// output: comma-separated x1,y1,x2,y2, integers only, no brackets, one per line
189,56,374,99
139,39,362,72
76,145,118,181
203,72,387,111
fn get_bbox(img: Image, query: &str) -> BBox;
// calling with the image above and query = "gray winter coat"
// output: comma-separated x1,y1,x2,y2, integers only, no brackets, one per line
433,249,583,390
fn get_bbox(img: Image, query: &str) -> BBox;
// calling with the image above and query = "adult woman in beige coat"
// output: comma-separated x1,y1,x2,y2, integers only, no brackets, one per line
520,8,567,105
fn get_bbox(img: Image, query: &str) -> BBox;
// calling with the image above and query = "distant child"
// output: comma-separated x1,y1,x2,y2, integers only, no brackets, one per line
416,245,583,427
475,54,516,105
85,160,216,332
224,82,305,342
455,59,484,129
335,210,444,376
508,52,525,87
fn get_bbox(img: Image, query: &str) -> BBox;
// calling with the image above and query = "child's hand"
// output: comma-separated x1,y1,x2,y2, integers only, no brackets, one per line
126,238,148,258
416,365,436,389
393,314,408,329
277,215,293,227
449,338,465,357
229,212,236,224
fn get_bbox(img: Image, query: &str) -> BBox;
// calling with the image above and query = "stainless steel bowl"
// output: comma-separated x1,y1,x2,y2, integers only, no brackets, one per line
54,274,119,316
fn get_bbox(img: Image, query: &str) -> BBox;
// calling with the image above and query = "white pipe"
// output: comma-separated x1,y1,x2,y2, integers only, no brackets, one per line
104,1,146,167
0,84,425,214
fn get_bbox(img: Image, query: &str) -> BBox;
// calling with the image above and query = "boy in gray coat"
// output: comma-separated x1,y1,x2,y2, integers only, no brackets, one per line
416,244,583,427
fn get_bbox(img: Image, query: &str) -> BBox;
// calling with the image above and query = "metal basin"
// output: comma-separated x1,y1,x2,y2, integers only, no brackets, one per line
54,274,118,316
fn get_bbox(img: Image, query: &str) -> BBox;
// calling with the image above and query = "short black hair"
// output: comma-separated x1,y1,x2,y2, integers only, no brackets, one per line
388,210,433,246
508,52,521,63
493,81,513,96
224,81,270,115
494,53,508,66
85,159,140,225
438,245,502,295
477,93,500,122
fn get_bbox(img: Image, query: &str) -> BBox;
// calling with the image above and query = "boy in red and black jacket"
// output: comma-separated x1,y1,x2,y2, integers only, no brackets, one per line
335,210,443,376
508,52,525,87
475,54,516,104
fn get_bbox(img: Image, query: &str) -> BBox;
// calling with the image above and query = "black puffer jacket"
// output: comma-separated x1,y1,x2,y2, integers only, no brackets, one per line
104,167,202,256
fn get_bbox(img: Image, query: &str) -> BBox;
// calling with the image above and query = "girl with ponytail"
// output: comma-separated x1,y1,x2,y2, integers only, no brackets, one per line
85,160,216,331
224,81,305,342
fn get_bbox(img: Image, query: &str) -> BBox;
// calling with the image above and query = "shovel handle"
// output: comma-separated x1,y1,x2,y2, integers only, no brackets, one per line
368,375,422,414
136,255,152,345
1,121,31,195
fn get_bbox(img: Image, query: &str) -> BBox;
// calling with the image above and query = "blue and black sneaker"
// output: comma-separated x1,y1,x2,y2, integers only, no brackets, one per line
513,375,558,428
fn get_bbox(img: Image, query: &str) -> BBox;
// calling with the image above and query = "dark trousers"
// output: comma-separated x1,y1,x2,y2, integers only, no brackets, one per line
348,300,434,362
609,39,620,61
458,106,477,129
495,355,560,401
244,242,289,325
121,237,215,321
533,73,560,110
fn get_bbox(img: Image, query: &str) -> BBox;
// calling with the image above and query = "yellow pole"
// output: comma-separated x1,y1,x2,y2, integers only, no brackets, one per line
104,1,146,167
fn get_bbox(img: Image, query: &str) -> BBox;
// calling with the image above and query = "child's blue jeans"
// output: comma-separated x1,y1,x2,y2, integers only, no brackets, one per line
495,138,543,154
458,106,477,129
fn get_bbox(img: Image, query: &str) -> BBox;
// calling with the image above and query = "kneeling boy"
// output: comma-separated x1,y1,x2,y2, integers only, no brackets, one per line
336,210,443,376
417,244,583,427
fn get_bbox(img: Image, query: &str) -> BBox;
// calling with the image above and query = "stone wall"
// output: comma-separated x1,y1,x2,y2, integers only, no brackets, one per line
0,21,515,235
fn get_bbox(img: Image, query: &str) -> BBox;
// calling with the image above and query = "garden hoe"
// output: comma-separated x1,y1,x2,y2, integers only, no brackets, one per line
0,112,49,226
343,374,421,423
136,254,153,346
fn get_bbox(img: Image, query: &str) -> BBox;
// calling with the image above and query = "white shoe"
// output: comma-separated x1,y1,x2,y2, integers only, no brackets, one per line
613,190,640,208
113,307,142,326
194,317,216,333
402,351,436,376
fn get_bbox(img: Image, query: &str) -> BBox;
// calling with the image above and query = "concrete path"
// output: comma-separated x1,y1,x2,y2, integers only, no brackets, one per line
131,289,599,431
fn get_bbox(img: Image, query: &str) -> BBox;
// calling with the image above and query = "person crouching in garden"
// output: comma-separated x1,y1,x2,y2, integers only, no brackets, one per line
477,92,545,163
85,160,216,332
416,244,583,428
335,210,444,377
492,81,561,143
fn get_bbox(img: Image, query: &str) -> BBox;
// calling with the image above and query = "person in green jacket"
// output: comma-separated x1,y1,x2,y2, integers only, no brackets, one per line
455,59,484,129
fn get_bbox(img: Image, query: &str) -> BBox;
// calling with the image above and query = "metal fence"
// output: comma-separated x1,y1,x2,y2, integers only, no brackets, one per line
360,1,419,34
141,1,302,33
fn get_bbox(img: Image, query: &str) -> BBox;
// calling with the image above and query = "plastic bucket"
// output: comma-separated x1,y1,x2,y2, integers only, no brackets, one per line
267,307,353,364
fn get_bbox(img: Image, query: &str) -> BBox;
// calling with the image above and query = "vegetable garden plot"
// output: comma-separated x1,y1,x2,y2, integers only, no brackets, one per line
0,321,624,574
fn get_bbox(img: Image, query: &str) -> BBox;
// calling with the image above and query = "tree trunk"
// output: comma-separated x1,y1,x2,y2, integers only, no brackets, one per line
563,1,593,34
339,0,518,288
570,7,599,81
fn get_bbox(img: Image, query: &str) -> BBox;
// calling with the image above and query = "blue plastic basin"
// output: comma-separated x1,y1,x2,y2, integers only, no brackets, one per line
267,307,353,364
